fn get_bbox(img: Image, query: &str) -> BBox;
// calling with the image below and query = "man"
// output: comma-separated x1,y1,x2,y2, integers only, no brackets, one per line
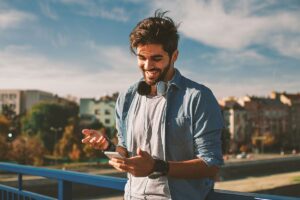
82,10,224,200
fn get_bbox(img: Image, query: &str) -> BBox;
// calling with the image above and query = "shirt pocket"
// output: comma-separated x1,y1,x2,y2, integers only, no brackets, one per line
168,116,192,145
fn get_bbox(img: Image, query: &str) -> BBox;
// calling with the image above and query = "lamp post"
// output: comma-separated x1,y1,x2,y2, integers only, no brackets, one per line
50,126,63,165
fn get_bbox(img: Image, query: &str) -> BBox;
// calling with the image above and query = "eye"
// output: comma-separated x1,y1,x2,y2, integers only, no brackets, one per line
153,57,162,62
138,56,146,61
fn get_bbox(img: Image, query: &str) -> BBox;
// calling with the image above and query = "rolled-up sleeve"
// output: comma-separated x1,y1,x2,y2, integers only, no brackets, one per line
192,87,224,167
115,92,127,148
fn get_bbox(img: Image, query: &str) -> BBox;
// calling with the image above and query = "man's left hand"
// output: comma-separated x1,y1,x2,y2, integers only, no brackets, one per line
108,147,155,177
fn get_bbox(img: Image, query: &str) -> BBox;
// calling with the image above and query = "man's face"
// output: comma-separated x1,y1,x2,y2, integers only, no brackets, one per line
136,44,176,85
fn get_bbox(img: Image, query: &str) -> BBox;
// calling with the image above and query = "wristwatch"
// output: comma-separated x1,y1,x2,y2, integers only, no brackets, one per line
103,136,116,152
148,159,169,179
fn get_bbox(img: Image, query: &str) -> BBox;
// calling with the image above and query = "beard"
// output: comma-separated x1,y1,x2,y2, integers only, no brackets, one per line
142,61,171,86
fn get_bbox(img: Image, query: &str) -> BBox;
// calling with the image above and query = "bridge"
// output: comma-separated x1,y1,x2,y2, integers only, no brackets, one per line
0,162,298,200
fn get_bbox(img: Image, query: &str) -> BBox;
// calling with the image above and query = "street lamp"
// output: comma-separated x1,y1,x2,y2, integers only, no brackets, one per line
7,132,13,142
50,126,63,165
8,133,13,138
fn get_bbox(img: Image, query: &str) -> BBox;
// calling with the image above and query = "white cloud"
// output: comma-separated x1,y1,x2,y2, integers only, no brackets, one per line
0,44,140,98
85,41,137,72
79,6,129,22
151,0,300,59
268,35,300,59
198,49,270,71
39,1,58,20
59,0,130,22
51,33,69,48
0,10,36,29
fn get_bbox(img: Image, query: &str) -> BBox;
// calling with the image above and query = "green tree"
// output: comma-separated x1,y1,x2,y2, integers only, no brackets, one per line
0,134,10,160
1,105,20,137
9,135,45,165
0,115,10,136
54,119,82,160
22,102,78,153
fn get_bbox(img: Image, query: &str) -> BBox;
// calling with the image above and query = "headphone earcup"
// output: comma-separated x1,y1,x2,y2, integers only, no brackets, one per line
137,81,151,95
156,81,168,96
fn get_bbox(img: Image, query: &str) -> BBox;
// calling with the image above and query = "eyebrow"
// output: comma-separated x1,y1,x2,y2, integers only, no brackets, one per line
137,54,163,59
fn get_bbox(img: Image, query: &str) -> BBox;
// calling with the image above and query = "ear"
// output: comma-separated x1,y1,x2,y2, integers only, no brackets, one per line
171,49,179,63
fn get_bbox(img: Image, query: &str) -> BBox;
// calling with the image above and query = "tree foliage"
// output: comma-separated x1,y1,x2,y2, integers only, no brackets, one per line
0,115,10,136
9,135,46,165
0,134,10,160
54,119,82,160
22,102,78,152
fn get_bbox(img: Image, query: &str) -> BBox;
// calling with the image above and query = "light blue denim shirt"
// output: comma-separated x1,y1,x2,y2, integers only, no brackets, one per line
115,68,224,200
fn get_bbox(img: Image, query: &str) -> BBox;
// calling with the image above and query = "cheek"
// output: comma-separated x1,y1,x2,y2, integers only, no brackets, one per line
138,60,145,69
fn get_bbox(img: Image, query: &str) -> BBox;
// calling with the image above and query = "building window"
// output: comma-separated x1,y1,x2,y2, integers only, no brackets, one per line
9,94,16,100
94,109,100,115
105,110,110,115
105,119,110,124
10,104,16,109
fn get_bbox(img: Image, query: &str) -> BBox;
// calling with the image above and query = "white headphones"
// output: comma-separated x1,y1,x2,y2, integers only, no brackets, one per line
137,80,168,96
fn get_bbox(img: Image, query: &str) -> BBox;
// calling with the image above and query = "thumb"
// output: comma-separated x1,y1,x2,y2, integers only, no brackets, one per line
137,147,147,157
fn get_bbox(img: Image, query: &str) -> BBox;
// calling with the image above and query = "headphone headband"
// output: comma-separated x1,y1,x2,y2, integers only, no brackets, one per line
137,81,168,96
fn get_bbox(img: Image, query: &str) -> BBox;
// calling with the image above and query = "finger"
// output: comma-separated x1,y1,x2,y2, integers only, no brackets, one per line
89,137,98,144
81,136,91,143
92,138,106,149
113,166,126,172
90,135,101,145
96,136,106,144
82,129,90,135
136,148,148,157
82,129,100,137
109,160,134,172
137,147,144,157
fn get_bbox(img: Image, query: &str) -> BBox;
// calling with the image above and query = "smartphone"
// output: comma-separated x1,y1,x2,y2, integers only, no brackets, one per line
104,151,124,159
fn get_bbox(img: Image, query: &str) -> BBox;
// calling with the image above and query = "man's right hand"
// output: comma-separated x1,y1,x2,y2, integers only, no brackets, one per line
81,129,109,150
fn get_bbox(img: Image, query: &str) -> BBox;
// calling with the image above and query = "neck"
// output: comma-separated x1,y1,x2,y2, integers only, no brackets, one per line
150,67,175,96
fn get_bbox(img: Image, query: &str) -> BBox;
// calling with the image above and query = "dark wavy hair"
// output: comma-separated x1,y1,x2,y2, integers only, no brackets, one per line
129,10,180,57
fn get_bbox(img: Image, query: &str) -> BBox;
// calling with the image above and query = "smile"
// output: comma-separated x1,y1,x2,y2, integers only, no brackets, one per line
145,70,160,78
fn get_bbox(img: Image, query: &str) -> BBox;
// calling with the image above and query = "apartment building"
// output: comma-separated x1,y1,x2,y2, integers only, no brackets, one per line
79,96,116,128
240,95,289,139
0,89,55,115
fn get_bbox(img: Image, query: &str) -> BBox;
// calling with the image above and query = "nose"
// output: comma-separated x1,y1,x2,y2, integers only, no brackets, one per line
143,59,154,70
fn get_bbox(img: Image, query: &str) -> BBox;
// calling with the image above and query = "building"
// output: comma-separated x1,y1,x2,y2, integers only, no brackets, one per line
0,90,23,115
0,89,56,115
220,97,250,152
79,96,117,128
271,91,300,149
224,103,249,143
240,95,289,150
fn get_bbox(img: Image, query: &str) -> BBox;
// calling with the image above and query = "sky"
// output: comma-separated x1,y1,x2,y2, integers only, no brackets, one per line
0,0,299,100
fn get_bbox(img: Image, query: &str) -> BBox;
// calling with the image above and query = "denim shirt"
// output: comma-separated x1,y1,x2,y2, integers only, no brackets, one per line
115,69,224,200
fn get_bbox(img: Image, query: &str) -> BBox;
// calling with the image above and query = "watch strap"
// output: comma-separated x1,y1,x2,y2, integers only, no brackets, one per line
148,159,169,179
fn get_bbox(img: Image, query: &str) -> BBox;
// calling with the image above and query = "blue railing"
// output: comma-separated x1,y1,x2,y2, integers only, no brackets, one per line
0,162,299,200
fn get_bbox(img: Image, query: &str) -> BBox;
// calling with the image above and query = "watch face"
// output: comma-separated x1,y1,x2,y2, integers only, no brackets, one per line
148,171,163,179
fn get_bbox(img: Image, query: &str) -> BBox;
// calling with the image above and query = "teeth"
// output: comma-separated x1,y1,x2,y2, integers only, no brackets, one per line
146,71,157,77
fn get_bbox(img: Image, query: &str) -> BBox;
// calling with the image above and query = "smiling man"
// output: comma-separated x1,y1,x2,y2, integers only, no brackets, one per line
82,10,224,200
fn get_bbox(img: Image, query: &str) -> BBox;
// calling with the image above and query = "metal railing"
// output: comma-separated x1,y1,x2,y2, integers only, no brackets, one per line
0,162,299,200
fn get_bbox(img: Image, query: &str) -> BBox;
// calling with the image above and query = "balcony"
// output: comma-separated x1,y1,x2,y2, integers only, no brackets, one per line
0,162,298,200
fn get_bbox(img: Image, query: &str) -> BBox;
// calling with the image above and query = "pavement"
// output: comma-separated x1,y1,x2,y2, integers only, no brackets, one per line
215,170,300,193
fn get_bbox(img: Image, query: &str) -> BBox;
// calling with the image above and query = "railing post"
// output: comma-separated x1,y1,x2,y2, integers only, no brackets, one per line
18,174,23,191
58,180,72,200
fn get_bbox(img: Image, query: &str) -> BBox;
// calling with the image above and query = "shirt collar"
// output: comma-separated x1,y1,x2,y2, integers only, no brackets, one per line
168,68,182,90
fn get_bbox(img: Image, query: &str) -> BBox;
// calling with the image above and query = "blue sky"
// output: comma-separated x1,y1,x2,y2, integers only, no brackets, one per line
0,0,299,100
